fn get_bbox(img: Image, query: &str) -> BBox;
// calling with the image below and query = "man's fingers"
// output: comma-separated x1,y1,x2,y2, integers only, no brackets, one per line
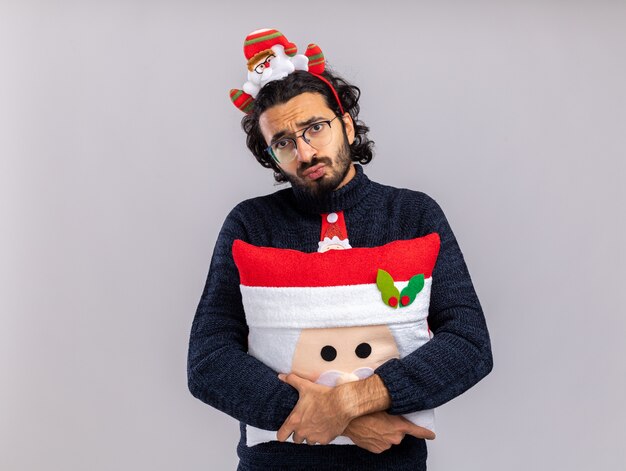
276,426,292,442
278,372,308,392
403,421,436,440
276,419,294,442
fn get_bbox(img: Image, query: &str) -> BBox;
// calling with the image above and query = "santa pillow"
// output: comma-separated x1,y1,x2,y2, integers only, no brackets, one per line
232,233,440,446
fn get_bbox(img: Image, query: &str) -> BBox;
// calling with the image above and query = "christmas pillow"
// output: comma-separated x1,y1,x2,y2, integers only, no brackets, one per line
232,233,440,446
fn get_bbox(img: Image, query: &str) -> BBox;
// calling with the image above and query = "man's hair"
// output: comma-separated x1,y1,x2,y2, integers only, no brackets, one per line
241,69,375,183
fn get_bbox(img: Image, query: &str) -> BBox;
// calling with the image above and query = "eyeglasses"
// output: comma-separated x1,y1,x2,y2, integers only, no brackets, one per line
265,116,340,164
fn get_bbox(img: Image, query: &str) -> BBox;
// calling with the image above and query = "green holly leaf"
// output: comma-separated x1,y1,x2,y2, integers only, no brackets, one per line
399,274,425,307
376,269,400,308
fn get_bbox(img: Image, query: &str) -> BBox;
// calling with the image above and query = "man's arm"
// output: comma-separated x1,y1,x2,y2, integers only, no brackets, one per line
374,195,493,414
275,372,390,444
343,411,436,453
187,206,298,430
276,372,435,448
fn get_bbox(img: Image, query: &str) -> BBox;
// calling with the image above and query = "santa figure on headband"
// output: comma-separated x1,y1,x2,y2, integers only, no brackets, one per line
230,28,326,113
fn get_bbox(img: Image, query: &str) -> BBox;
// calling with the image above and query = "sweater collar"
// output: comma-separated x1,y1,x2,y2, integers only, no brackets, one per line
291,164,372,214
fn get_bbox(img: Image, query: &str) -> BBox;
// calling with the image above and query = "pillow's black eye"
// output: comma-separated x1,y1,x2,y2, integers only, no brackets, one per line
320,345,337,362
355,343,372,359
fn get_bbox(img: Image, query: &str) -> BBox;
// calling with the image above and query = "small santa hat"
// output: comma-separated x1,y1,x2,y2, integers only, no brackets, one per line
243,28,298,67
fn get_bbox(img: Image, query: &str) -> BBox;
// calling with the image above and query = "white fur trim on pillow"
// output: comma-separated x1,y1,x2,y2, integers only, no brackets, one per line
240,278,432,329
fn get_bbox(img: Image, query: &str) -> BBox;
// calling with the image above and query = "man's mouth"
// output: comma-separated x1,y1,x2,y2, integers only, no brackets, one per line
302,163,326,180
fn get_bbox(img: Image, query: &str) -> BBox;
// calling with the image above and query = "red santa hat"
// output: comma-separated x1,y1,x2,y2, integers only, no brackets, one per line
232,233,440,330
243,28,298,67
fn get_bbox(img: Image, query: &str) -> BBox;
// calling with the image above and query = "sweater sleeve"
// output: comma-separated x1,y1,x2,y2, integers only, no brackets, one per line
187,205,298,430
374,196,493,414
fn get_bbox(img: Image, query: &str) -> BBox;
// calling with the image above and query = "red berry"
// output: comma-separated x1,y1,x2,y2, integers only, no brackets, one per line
401,295,410,306
389,297,398,307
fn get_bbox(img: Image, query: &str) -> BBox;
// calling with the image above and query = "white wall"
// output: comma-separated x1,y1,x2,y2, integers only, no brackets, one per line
1,1,624,469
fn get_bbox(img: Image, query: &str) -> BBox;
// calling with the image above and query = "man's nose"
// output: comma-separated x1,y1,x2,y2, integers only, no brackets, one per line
295,136,316,163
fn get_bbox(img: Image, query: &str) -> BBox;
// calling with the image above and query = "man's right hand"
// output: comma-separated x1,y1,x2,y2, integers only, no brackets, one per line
343,412,436,454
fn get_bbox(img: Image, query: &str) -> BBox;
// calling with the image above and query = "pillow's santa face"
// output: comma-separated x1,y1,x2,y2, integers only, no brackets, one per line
291,325,400,387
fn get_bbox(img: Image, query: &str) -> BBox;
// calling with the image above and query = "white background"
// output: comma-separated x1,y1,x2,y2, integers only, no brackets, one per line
1,1,625,469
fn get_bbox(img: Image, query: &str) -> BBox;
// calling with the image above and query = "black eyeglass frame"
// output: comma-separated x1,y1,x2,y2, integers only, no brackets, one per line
264,115,340,164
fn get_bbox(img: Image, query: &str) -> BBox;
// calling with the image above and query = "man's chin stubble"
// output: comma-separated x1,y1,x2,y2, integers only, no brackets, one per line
288,166,349,198
283,138,352,198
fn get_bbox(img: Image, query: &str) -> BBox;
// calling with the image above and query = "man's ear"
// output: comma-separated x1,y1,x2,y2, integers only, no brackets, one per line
342,112,355,145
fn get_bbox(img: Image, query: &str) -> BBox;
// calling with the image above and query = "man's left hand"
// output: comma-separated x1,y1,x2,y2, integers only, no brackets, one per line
276,373,354,445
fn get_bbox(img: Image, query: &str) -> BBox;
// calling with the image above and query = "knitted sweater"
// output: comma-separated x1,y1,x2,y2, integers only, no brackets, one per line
187,164,493,470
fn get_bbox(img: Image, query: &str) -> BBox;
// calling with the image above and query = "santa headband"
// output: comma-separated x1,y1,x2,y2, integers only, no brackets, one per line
229,28,344,115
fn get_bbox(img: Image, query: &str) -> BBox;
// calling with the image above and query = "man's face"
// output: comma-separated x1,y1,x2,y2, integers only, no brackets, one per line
259,92,356,198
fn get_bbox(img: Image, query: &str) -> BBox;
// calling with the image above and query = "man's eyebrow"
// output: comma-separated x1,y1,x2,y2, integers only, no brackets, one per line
270,116,327,143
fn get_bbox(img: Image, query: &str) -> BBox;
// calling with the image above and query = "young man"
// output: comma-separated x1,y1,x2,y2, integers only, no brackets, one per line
187,65,493,470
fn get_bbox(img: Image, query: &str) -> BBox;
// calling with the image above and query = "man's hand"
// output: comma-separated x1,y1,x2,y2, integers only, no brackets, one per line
276,373,354,445
343,412,436,454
